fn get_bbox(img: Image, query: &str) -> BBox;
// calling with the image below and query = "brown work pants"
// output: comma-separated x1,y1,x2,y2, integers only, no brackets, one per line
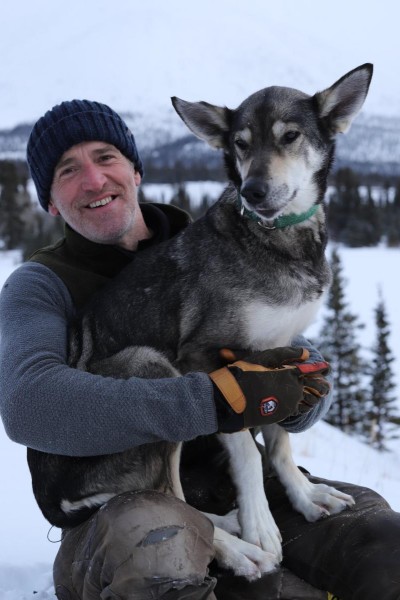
53,489,321,600
54,490,217,599
53,478,400,599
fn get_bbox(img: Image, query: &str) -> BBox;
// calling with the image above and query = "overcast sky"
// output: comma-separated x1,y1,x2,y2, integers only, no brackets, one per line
1,0,399,128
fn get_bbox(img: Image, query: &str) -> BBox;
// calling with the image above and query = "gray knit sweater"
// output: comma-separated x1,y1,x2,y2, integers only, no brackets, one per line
0,261,332,457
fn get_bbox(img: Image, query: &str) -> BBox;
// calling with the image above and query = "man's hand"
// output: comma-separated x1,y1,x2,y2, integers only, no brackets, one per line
210,346,330,433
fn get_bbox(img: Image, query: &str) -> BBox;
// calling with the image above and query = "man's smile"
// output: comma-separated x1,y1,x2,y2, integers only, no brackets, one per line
87,195,117,209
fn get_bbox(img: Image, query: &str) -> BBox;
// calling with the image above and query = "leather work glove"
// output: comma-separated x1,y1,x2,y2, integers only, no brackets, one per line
210,346,330,433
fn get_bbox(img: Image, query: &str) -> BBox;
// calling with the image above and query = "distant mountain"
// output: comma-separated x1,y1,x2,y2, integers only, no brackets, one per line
335,114,400,176
1,1,399,178
1,111,399,179
0,123,32,162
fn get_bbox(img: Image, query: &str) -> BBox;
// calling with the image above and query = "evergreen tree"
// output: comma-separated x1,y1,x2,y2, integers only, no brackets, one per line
327,169,384,247
170,183,193,216
318,248,367,435
20,211,65,261
170,184,213,220
0,158,65,258
367,291,399,450
358,188,382,246
327,168,360,243
137,186,148,204
386,179,400,247
0,161,28,249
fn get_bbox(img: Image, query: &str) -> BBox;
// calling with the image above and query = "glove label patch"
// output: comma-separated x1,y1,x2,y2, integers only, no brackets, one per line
260,396,279,417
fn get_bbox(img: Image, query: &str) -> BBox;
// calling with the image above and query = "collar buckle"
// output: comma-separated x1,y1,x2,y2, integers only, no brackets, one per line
256,220,276,230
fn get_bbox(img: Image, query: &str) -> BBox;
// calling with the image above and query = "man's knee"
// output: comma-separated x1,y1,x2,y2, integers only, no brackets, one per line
340,507,400,600
54,491,216,599
98,490,215,572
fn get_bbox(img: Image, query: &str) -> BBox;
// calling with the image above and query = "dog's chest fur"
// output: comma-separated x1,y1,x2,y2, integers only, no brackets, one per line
243,295,324,350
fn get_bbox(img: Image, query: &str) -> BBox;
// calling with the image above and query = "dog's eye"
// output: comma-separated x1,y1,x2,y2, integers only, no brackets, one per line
283,130,300,144
234,139,248,151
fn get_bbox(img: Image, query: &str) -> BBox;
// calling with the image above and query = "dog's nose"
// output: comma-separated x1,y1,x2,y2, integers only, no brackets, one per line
241,179,269,206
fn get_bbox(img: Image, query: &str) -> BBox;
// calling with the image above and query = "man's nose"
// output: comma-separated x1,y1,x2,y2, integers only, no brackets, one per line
80,164,107,191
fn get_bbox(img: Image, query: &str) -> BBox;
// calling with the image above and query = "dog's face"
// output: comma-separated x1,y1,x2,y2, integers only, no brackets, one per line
228,87,328,220
172,63,373,224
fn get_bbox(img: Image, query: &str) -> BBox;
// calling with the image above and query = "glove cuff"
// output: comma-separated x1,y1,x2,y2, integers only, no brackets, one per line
209,368,246,433
211,382,245,433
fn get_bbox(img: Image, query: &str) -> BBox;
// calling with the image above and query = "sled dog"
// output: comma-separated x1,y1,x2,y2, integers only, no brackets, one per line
28,64,373,580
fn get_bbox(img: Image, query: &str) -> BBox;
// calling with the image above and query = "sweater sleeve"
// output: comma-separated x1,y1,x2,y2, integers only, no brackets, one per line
279,334,334,433
0,262,218,456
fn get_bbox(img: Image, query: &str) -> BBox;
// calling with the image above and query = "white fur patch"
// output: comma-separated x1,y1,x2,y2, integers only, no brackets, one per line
170,443,185,500
243,298,323,349
272,120,299,139
61,492,115,514
236,127,252,144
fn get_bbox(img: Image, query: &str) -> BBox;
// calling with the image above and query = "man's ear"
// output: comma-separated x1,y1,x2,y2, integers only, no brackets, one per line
48,199,60,216
134,171,142,186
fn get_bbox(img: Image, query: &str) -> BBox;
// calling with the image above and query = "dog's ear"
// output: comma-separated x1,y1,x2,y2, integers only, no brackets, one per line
314,63,373,135
171,97,229,149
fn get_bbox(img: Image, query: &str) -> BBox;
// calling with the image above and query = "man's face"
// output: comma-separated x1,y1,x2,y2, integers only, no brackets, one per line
49,141,144,248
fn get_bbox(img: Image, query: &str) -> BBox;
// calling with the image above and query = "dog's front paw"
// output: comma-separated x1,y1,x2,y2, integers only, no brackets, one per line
238,494,282,563
305,483,355,521
290,480,355,521
213,526,278,581
203,508,241,536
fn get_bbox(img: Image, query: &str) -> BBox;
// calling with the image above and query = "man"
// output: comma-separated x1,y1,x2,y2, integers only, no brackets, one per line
0,100,399,600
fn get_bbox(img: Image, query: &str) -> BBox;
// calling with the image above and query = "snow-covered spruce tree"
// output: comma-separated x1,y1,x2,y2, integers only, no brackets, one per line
367,291,399,450
318,248,367,436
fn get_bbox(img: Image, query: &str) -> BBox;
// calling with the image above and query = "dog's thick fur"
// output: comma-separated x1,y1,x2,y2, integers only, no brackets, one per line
28,64,373,579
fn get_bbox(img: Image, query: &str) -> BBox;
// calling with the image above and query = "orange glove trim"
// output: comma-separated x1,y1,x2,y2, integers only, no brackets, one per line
209,367,247,414
297,348,311,362
219,348,237,362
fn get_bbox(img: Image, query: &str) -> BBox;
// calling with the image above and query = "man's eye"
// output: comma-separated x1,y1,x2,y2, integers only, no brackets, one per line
99,154,116,162
59,167,75,178
283,130,300,144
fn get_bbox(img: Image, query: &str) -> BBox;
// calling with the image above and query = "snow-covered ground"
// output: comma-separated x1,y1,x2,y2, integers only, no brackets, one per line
0,221,399,598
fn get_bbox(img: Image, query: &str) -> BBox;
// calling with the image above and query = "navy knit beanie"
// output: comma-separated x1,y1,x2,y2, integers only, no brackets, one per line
27,99,144,211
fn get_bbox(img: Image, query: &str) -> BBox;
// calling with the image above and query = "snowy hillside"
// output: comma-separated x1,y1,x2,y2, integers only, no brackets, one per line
0,239,399,598
2,0,400,129
1,1,400,172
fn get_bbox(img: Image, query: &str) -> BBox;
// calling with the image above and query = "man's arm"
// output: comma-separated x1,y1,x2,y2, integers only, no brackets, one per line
0,263,332,456
0,262,218,456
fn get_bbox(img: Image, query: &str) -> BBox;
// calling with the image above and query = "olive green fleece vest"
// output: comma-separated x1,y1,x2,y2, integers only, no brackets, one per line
28,203,191,309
